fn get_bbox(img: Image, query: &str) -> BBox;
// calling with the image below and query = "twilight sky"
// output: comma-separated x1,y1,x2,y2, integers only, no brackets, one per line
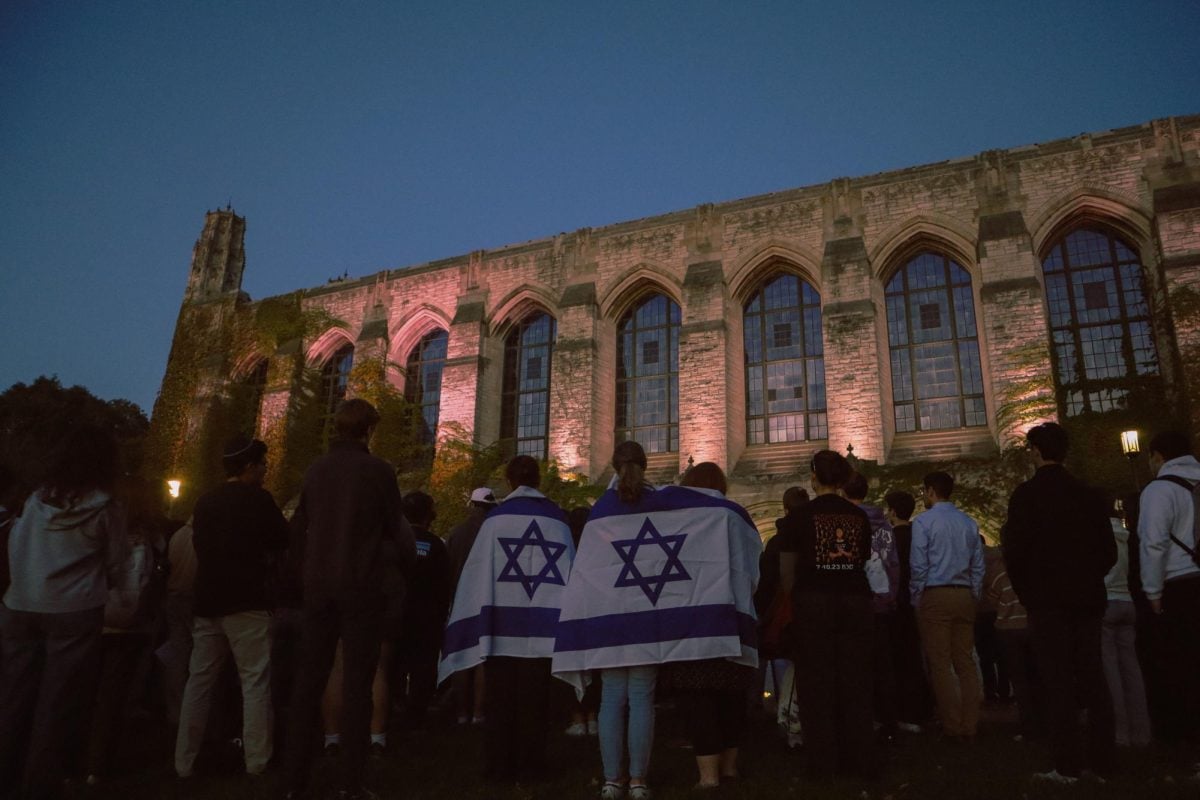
1,0,1197,414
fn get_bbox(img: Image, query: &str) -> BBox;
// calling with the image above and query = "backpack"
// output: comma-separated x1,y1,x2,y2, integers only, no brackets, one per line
1153,475,1200,568
104,534,168,629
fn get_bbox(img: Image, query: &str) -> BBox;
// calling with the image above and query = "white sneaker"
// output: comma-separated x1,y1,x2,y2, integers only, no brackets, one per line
587,720,599,736
565,722,587,737
600,782,626,800
897,722,923,734
1032,770,1079,785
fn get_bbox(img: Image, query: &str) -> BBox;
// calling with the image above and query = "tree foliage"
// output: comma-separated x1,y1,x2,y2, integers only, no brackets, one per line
0,376,149,497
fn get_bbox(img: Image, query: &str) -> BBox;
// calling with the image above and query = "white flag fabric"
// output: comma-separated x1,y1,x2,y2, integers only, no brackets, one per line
551,485,761,692
438,486,575,685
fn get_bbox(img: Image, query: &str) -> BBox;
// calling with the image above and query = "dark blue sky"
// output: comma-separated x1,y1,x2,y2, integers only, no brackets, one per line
1,0,1196,414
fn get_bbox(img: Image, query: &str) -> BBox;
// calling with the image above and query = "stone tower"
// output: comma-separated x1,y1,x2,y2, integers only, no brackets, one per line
185,208,246,301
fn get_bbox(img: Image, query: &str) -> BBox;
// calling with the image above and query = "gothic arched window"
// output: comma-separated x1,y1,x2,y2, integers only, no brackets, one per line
404,329,448,444
1041,228,1160,416
616,294,680,453
501,313,556,459
318,343,354,441
238,359,269,437
885,252,986,432
744,273,827,444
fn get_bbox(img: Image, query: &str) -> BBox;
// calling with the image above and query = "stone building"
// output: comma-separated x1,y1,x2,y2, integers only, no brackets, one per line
152,115,1200,523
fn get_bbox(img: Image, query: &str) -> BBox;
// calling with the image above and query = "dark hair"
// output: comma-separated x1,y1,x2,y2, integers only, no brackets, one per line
681,461,727,495
567,506,591,545
43,425,118,507
884,490,916,521
115,474,164,532
334,398,381,439
1026,422,1069,462
1149,431,1193,462
842,471,868,501
505,455,540,489
923,471,955,500
810,449,852,489
613,440,648,504
222,436,267,478
782,486,809,513
402,490,436,526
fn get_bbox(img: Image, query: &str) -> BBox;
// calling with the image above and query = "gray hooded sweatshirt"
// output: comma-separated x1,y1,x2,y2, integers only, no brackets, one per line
3,489,128,614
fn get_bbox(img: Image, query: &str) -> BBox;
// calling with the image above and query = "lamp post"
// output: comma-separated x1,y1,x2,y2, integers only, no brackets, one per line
166,479,182,519
1120,430,1140,491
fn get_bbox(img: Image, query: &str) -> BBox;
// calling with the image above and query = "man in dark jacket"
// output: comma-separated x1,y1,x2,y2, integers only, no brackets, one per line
175,436,289,778
282,399,416,800
1003,422,1116,784
396,490,450,729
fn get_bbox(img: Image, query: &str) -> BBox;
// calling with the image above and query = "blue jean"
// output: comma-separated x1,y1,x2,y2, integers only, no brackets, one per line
599,666,657,782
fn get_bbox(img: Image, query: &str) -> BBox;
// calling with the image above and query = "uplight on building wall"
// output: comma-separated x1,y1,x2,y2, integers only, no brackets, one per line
1120,430,1140,456
167,479,182,499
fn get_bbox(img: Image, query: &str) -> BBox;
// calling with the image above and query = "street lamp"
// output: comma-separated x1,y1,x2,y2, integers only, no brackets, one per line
166,479,182,519
1121,430,1140,490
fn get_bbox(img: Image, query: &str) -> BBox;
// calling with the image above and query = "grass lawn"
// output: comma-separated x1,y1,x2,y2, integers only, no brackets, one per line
72,701,1199,800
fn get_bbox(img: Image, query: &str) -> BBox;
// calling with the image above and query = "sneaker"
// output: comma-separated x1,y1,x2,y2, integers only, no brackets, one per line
565,722,588,737
587,719,599,736
629,786,652,800
600,782,626,800
1032,770,1079,785
896,722,923,734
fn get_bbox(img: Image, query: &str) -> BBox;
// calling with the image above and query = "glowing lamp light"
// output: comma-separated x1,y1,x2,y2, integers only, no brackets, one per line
167,479,182,499
1120,430,1140,457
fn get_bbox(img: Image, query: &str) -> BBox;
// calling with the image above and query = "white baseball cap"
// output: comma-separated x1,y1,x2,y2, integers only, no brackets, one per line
469,488,498,505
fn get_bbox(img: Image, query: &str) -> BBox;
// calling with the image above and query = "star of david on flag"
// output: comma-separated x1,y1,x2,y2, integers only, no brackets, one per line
497,519,568,599
612,516,690,605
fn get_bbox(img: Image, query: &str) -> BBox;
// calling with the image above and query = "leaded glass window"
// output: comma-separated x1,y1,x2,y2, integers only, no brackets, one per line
318,344,354,442
744,274,828,444
239,359,268,436
501,313,555,459
616,294,680,453
1041,228,1160,416
885,252,986,432
405,329,448,444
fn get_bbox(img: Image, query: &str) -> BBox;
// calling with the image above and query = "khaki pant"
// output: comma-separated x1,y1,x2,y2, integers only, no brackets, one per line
917,587,981,737
175,610,273,776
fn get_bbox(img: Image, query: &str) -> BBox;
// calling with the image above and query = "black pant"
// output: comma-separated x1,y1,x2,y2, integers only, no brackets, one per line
484,656,551,781
394,642,439,726
872,612,897,733
975,611,1010,702
1029,608,1114,777
793,591,876,779
1160,576,1200,744
997,627,1041,738
892,605,932,726
283,594,385,794
85,632,150,777
0,605,103,800
682,689,746,756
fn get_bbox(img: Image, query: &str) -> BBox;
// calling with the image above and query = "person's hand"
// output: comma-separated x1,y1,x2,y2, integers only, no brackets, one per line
1150,597,1163,615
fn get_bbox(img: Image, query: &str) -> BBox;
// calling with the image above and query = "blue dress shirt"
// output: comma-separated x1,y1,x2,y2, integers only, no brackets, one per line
909,501,984,606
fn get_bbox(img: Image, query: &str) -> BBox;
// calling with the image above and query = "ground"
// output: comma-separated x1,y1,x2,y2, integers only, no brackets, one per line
70,697,1200,800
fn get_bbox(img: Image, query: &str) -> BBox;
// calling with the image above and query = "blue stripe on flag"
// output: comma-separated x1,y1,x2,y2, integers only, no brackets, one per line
554,603,757,653
443,605,561,655
488,497,569,524
588,486,755,529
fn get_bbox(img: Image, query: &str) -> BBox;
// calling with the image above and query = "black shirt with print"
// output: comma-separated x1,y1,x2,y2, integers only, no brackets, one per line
776,493,871,596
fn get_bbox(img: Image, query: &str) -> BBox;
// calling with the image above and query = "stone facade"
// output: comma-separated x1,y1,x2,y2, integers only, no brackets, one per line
153,116,1200,525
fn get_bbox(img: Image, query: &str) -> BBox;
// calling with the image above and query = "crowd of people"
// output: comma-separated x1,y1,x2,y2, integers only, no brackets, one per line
1,401,1199,800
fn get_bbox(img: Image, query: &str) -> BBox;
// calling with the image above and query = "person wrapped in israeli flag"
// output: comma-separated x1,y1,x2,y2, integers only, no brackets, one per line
438,476,575,685
551,461,762,691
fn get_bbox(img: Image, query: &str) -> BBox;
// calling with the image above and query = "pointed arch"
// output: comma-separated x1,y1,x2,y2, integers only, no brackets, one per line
488,284,559,339
598,261,684,322
728,238,822,304
388,304,453,368
306,327,355,366
869,213,978,281
1028,188,1154,261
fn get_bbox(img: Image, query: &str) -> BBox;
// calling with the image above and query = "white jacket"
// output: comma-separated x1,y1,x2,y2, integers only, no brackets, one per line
1139,455,1200,600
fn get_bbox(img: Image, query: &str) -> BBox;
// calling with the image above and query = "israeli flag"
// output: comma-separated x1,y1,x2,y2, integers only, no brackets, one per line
438,486,575,684
551,485,761,692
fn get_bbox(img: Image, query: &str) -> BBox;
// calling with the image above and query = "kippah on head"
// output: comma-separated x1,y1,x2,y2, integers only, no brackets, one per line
222,435,267,477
